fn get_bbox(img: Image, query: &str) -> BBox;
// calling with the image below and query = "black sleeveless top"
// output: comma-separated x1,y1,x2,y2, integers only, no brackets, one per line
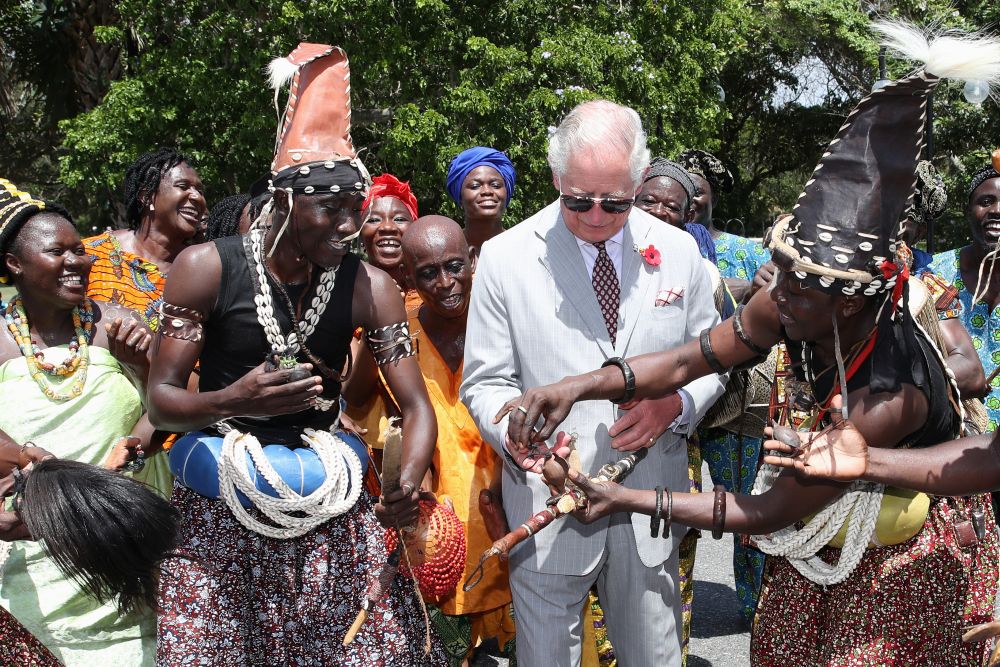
801,323,958,450
199,235,360,444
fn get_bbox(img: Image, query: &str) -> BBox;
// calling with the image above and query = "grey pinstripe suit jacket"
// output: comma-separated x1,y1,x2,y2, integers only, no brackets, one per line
460,201,727,576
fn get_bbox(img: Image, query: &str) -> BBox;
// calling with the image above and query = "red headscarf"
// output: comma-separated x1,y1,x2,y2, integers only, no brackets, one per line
363,173,418,220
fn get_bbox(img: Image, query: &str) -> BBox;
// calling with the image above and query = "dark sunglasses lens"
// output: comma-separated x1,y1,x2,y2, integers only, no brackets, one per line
600,200,633,214
562,196,594,213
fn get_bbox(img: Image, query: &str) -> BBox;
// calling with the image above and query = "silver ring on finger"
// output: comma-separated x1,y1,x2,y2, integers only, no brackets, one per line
648,436,656,445
516,405,529,415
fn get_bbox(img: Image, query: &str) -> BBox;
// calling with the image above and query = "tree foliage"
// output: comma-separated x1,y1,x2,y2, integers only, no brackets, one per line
2,0,998,249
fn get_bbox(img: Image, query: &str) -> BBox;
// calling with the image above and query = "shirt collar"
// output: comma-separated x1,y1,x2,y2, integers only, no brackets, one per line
575,226,625,250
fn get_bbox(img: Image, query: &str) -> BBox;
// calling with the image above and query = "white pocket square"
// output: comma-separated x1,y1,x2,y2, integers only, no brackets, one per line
655,287,685,307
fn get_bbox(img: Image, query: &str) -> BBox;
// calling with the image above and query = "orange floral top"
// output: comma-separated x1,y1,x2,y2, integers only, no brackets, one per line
83,231,166,332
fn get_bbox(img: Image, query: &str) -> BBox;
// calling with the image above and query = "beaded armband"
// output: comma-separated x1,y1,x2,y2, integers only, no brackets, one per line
159,302,205,342
366,321,416,366
732,305,770,357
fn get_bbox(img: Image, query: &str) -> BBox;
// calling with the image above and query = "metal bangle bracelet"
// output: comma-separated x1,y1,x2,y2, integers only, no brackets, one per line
663,487,673,539
732,305,770,357
601,356,636,404
712,484,727,540
651,486,663,538
699,328,729,374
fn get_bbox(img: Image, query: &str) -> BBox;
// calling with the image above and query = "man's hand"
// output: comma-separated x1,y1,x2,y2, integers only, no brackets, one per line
495,378,587,449
610,394,682,451
567,468,632,525
224,362,324,418
762,396,869,481
504,430,574,474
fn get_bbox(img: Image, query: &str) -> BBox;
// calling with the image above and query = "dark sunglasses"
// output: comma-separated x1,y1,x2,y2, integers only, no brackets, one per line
559,193,635,214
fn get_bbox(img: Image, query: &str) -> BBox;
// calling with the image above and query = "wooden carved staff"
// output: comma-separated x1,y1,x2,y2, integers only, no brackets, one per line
463,447,648,591
344,420,406,645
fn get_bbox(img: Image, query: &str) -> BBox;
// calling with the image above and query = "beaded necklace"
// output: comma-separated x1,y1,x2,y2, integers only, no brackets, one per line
4,296,94,401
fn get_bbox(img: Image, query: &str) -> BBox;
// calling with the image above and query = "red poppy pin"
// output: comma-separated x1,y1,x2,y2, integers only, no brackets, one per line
634,244,661,267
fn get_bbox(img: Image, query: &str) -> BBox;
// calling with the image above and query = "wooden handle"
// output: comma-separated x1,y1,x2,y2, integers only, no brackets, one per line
343,609,368,645
380,419,403,495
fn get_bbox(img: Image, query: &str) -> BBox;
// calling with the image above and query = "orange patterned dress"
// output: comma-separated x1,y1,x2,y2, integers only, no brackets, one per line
84,231,166,332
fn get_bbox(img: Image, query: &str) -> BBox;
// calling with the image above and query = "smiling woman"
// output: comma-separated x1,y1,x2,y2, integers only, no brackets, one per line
84,148,208,332
0,179,167,665
446,146,516,253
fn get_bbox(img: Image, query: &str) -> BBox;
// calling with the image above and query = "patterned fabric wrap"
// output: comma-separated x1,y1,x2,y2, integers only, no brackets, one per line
967,163,999,199
714,232,771,281
84,231,165,332
685,223,718,264
699,429,766,623
157,484,447,666
929,249,1000,432
909,160,947,225
0,606,59,667
678,436,703,664
751,495,999,666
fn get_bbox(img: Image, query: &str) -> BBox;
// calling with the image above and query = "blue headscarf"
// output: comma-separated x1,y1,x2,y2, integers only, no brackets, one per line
446,147,516,207
684,221,718,264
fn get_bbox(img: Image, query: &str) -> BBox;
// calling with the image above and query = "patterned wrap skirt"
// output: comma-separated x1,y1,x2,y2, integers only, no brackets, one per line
751,494,999,666
0,605,59,666
157,484,447,666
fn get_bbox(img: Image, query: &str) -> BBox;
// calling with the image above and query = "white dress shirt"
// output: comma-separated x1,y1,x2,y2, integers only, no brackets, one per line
574,226,692,434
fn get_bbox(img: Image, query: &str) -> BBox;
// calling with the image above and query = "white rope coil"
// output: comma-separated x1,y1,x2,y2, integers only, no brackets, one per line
751,462,883,586
218,428,363,539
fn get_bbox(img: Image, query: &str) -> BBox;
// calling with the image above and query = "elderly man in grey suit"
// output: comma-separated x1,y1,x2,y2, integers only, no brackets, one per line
460,99,727,666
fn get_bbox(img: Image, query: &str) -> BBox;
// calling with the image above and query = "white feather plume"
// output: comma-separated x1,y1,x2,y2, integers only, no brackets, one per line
267,56,299,91
873,19,1000,85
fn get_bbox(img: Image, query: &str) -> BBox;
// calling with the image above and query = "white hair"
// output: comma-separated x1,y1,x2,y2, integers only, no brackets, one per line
547,100,650,188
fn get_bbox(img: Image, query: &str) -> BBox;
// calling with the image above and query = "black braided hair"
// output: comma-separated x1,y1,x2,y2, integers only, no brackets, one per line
18,458,180,614
205,194,249,241
123,148,193,231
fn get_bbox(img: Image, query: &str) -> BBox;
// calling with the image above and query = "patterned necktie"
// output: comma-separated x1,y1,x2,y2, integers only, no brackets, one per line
592,241,620,346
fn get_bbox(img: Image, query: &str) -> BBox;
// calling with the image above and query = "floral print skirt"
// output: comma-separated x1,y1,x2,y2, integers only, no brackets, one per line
0,606,59,666
751,494,999,666
157,484,446,666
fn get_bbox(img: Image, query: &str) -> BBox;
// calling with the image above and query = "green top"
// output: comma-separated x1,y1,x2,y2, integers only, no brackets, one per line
0,346,168,666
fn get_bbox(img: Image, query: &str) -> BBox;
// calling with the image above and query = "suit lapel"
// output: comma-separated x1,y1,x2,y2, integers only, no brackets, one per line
618,214,657,352
538,210,614,358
